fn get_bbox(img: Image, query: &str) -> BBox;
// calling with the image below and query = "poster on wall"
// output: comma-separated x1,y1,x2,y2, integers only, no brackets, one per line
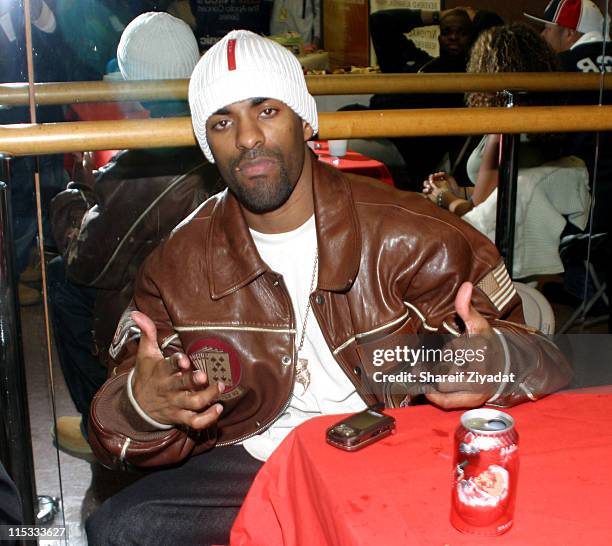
190,0,272,49
369,0,442,63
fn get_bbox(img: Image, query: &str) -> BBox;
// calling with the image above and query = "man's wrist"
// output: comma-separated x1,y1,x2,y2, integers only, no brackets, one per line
420,10,441,26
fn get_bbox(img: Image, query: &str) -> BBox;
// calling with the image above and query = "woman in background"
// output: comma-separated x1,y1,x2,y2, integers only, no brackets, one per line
423,23,564,215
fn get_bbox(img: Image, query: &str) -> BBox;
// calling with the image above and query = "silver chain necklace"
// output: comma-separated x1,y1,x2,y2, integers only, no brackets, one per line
295,250,318,391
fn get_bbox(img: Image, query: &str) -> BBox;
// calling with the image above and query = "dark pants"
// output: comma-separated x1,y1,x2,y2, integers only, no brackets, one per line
86,446,262,546
9,155,66,272
46,256,107,430
0,461,22,526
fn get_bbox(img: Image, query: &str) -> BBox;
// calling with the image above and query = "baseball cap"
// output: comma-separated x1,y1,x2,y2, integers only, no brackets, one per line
524,0,605,34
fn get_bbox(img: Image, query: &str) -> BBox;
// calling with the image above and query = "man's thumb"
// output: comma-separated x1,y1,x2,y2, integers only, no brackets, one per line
131,310,161,357
454,282,489,335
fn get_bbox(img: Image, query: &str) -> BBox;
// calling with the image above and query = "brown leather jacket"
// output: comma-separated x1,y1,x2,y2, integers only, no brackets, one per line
89,158,571,468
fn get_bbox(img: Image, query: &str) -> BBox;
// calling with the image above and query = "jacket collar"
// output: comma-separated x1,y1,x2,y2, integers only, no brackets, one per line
207,154,361,299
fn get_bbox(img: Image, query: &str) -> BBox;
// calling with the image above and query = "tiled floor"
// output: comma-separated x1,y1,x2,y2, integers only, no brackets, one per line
12,286,612,546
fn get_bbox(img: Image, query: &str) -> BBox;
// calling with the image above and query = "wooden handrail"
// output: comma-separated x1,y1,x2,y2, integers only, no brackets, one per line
1,105,612,156
0,73,610,106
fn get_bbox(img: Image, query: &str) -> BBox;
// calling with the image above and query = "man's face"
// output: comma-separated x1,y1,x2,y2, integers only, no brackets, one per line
439,14,474,58
541,23,570,52
206,98,312,214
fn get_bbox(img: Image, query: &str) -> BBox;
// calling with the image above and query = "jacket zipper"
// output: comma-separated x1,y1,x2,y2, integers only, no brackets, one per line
218,301,415,444
310,292,378,407
216,275,296,447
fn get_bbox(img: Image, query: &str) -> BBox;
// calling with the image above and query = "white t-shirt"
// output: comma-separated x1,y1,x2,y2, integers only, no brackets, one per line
242,215,366,461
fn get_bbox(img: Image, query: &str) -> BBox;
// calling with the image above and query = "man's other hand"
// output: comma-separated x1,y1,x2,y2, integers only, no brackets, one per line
130,311,224,430
426,282,498,410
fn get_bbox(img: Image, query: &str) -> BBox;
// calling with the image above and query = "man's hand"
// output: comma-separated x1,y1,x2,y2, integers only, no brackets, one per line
426,282,499,410
130,311,224,430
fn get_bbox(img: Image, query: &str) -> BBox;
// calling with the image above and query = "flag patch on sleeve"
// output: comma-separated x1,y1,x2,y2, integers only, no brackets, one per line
476,262,516,312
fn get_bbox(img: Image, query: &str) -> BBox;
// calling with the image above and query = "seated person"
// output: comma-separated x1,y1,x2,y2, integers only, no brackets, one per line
526,0,611,329
85,29,571,545
422,23,565,217
369,6,503,190
48,12,223,457
422,24,590,280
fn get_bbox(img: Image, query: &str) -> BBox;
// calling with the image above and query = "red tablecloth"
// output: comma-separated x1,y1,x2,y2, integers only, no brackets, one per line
231,388,612,545
312,141,395,187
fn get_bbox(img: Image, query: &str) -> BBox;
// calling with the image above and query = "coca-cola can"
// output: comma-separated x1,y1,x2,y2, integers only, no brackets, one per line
450,408,519,536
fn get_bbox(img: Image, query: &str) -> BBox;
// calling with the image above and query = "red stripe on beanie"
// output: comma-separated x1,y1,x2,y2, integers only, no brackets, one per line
227,39,237,71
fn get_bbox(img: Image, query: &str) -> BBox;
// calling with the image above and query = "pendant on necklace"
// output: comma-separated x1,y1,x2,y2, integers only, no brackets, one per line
296,357,311,391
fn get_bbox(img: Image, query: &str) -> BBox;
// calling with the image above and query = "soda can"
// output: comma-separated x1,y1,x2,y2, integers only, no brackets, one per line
450,408,519,536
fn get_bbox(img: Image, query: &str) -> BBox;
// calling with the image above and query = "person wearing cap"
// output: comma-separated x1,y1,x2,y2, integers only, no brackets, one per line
85,30,571,545
47,12,222,459
526,0,611,327
525,0,610,70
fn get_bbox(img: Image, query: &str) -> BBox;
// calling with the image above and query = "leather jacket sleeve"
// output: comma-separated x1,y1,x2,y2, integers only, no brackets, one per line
400,215,572,407
88,255,215,469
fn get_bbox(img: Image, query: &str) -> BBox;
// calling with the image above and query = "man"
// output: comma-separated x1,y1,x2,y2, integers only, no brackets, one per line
370,7,477,74
525,0,610,71
526,0,611,331
369,6,503,189
86,30,571,545
48,12,222,457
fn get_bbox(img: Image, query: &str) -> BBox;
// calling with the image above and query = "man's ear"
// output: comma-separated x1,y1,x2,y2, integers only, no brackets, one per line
302,121,315,142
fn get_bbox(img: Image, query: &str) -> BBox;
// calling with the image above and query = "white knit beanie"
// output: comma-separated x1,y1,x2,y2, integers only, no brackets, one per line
188,30,318,163
117,12,200,81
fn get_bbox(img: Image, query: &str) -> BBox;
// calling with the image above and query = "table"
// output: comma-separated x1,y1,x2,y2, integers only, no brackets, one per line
231,387,612,545
312,141,395,187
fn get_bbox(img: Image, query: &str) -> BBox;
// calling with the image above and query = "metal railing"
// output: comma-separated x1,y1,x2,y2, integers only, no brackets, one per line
0,72,610,106
1,105,612,156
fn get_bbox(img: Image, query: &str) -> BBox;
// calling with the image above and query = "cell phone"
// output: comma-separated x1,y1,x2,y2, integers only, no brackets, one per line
326,408,396,451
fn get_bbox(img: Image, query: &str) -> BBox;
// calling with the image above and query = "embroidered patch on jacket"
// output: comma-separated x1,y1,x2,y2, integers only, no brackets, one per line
109,304,140,360
477,262,516,312
187,338,245,401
